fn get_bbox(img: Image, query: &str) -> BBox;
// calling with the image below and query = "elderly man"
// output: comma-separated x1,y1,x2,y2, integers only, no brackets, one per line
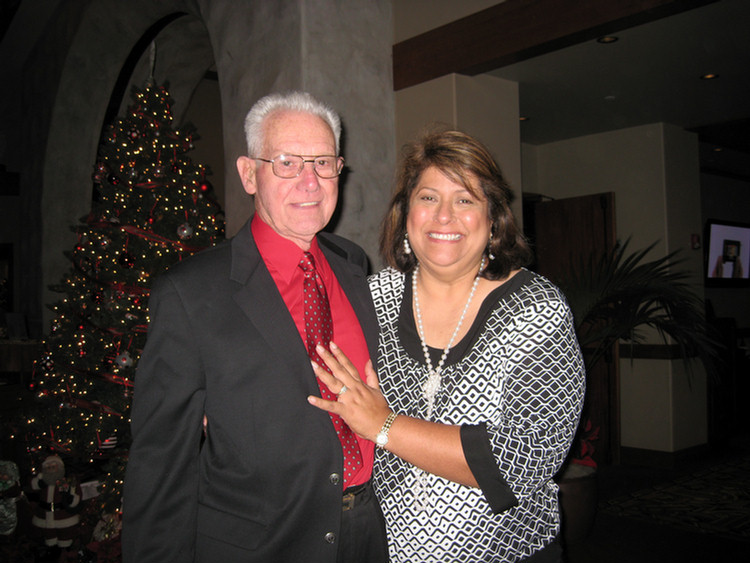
123,92,387,563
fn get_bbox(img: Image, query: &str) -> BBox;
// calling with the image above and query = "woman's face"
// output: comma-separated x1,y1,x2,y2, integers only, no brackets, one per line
406,166,492,278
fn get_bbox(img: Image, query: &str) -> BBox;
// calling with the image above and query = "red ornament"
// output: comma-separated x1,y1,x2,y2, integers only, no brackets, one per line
115,351,133,367
92,162,108,183
177,223,194,239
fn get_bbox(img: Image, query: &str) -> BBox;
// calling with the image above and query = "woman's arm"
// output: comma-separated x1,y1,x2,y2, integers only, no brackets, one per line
309,285,586,500
308,342,478,487
485,293,585,499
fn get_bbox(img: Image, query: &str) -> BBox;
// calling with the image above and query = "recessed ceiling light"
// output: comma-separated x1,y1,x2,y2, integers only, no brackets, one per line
519,116,529,122
700,73,719,80
597,36,618,44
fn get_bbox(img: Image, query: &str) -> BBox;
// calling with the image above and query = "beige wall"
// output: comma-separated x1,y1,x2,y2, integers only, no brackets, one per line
663,124,704,287
395,73,524,222
524,123,670,254
524,122,704,308
620,363,673,450
522,123,707,452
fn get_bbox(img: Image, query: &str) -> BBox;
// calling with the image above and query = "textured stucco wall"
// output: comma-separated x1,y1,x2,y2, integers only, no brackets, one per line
0,0,394,334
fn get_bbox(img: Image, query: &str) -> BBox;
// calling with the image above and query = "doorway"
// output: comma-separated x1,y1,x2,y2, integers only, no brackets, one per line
524,191,619,466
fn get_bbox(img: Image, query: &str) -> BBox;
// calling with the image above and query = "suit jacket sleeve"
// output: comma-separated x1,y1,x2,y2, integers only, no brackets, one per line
122,273,206,563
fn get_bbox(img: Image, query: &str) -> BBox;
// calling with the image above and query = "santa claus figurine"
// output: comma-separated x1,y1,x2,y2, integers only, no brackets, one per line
30,455,82,550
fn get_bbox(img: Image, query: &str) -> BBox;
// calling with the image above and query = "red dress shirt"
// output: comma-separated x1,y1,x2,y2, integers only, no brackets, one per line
251,214,374,487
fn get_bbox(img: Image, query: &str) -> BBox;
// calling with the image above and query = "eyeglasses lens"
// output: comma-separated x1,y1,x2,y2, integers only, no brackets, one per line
271,155,340,178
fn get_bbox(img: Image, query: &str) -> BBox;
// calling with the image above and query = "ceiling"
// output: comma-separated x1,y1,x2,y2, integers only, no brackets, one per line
488,0,750,179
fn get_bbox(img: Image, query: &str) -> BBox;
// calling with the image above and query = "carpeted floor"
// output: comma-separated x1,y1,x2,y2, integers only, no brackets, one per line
599,453,750,542
565,436,750,563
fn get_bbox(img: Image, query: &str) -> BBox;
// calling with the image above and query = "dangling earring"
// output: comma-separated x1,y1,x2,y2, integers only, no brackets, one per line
403,234,412,255
487,234,495,261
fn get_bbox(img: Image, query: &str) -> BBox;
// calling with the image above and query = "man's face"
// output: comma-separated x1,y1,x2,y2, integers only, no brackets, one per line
237,110,339,249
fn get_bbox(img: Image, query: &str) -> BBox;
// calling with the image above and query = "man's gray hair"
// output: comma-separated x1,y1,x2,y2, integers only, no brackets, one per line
243,91,341,157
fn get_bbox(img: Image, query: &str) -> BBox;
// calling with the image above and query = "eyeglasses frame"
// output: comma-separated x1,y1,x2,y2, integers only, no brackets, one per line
253,154,345,179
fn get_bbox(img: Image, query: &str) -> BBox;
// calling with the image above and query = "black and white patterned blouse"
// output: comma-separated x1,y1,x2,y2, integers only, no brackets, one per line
369,267,585,563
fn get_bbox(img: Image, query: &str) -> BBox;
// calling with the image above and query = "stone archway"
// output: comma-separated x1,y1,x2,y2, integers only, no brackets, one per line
4,0,395,334
41,2,217,329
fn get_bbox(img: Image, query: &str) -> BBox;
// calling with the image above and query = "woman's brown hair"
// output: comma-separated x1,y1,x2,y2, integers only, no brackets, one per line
380,127,533,280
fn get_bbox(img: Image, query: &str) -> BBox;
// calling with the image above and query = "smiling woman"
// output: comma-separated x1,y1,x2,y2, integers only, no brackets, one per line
406,166,492,283
308,127,586,563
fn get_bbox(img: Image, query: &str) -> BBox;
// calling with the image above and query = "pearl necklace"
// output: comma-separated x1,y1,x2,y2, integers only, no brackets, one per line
411,257,485,511
413,257,485,419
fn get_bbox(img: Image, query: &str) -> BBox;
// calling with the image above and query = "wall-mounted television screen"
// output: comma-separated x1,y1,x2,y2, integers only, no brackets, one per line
704,219,750,287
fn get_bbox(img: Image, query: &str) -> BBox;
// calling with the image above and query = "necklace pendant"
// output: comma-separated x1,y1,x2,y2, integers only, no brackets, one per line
423,369,441,403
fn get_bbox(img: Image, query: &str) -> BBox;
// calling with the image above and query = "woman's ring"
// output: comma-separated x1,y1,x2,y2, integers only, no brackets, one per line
337,385,348,397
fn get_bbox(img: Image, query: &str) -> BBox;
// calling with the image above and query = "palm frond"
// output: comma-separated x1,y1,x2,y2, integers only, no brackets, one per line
554,239,722,377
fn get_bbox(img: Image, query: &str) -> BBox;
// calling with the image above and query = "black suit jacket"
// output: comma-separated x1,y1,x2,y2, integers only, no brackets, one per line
122,219,379,563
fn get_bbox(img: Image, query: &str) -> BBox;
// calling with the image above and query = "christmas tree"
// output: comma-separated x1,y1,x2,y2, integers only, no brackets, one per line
27,82,224,516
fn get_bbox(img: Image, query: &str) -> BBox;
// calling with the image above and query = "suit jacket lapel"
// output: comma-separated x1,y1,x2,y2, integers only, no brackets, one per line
319,235,379,364
228,222,379,387
229,221,320,395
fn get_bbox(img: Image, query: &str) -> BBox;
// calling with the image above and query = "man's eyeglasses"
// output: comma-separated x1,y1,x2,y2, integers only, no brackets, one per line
254,154,345,179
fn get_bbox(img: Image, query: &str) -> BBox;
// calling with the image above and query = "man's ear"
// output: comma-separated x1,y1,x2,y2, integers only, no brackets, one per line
236,156,257,196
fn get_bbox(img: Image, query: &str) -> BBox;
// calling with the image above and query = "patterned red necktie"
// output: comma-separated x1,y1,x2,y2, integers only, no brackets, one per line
299,251,363,485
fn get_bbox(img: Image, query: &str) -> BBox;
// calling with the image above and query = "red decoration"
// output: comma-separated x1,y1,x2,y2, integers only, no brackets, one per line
118,253,135,268
571,418,600,468
177,223,194,239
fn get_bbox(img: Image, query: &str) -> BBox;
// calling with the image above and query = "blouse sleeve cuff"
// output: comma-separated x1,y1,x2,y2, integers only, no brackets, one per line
460,422,518,514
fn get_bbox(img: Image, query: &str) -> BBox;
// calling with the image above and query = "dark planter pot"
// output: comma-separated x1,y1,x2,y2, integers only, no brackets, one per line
557,464,598,545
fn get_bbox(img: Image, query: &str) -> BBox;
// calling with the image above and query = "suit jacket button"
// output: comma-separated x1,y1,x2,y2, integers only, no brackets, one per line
325,532,336,544
329,473,341,485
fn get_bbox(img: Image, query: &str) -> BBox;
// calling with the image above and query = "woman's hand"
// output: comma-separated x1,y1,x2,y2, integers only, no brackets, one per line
310,344,477,487
307,342,392,441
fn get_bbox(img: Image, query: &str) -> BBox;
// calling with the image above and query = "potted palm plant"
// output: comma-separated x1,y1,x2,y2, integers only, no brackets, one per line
561,239,718,380
553,239,720,544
